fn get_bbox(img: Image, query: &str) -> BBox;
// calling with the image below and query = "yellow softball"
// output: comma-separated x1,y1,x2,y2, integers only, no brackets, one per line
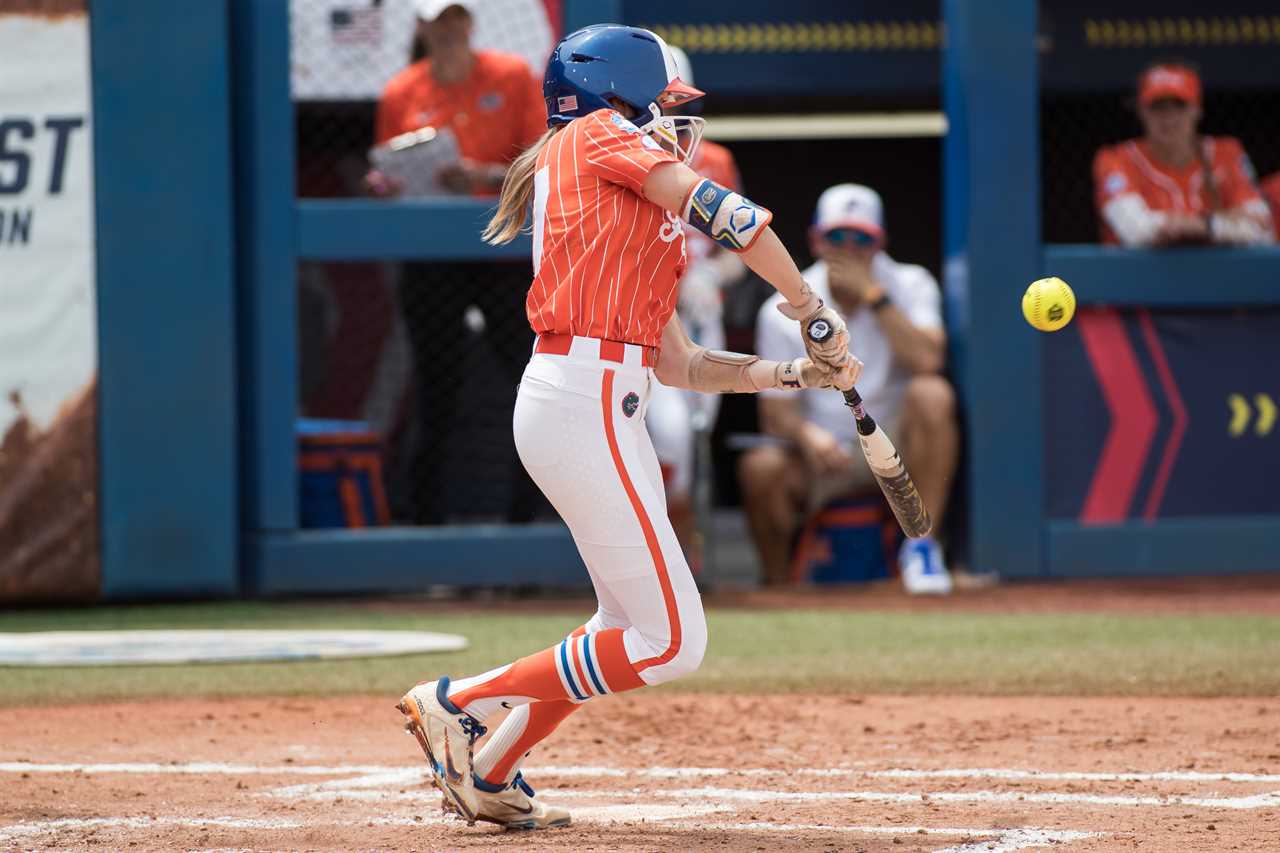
1022,276,1076,332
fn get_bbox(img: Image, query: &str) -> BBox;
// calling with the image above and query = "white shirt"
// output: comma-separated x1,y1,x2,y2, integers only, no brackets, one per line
756,254,943,444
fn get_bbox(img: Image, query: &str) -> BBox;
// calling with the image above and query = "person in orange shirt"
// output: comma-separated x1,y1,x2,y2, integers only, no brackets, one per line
373,1,548,524
1093,62,1273,247
369,0,545,195
395,25,860,831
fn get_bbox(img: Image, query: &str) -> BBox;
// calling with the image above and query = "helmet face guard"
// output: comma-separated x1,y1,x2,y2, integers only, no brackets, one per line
643,76,705,164
645,110,705,166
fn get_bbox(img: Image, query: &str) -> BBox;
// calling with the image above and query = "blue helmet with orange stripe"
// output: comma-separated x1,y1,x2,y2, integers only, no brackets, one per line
544,25,705,161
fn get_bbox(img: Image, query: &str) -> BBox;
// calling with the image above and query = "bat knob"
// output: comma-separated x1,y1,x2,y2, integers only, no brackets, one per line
807,318,834,343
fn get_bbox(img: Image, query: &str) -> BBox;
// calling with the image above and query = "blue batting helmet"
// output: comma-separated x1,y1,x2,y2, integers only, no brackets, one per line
543,25,703,130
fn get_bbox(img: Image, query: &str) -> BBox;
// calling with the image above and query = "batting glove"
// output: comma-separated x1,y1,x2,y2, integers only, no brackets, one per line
776,290,851,373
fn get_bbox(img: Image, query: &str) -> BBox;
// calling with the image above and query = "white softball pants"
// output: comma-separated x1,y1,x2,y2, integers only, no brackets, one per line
513,337,707,686
646,305,722,499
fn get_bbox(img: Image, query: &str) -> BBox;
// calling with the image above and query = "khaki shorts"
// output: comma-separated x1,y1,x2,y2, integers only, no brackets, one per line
805,413,903,512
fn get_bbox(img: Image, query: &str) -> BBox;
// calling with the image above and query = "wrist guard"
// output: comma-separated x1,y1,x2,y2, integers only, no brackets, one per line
686,349,763,393
681,178,773,252
686,349,820,393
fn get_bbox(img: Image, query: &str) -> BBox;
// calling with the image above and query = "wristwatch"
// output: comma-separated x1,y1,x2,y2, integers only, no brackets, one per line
866,286,891,313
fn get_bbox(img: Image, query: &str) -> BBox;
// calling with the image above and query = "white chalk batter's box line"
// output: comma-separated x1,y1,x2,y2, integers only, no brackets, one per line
3,763,1277,853
4,760,1277,812
6,761,1278,853
4,760,1278,783
8,760,1274,808
0,815,1099,853
258,775,1280,811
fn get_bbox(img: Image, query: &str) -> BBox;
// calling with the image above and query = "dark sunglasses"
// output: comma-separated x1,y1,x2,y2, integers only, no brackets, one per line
824,227,878,247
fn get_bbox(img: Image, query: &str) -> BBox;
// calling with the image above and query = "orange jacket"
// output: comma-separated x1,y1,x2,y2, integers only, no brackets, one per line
1093,136,1264,245
375,49,545,168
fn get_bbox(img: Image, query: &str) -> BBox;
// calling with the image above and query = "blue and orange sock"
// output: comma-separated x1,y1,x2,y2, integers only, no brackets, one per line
446,626,644,721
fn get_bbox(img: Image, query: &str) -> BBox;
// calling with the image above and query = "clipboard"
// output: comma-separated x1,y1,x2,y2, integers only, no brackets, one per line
368,126,462,197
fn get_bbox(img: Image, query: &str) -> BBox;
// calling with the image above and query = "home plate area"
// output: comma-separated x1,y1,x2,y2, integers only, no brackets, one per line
3,760,1279,852
2,695,1278,852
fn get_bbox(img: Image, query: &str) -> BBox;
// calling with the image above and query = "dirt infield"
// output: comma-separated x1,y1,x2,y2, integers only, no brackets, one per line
3,692,1278,852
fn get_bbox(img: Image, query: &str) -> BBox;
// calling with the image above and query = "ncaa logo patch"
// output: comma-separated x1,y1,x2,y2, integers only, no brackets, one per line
621,392,640,418
478,92,503,111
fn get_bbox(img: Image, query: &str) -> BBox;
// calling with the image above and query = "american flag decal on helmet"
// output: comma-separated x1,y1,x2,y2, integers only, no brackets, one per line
557,95,578,112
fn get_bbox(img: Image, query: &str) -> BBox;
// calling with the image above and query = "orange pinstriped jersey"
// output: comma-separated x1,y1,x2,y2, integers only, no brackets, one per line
527,109,687,348
1093,137,1263,245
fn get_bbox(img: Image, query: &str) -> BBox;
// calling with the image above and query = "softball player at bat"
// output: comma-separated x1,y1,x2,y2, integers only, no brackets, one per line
397,24,861,830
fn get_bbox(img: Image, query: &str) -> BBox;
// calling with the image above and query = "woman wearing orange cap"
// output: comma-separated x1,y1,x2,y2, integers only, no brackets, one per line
1092,61,1274,247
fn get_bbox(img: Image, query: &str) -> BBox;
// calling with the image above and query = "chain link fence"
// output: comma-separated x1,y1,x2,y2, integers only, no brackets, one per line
298,259,547,525
290,0,556,526
1039,10,1280,244
1043,88,1280,245
291,0,555,197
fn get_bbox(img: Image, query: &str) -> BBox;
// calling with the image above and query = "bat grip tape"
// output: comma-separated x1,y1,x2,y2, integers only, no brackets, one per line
842,387,875,434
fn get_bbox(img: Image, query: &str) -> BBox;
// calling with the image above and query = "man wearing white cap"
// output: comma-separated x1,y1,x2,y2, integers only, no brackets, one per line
739,184,959,594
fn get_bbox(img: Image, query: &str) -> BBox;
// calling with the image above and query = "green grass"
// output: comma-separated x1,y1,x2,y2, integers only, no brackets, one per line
1,601,1277,706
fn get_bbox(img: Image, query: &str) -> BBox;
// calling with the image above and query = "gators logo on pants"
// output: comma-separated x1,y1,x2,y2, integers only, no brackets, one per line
622,392,640,418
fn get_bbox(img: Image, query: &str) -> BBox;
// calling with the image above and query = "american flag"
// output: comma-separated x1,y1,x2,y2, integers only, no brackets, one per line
330,6,382,47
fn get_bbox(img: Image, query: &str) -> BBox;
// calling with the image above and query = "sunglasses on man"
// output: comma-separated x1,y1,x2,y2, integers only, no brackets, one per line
824,227,879,247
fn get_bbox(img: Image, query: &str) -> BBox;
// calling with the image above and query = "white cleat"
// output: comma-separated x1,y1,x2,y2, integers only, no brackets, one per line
396,677,487,824
473,772,571,831
900,537,953,595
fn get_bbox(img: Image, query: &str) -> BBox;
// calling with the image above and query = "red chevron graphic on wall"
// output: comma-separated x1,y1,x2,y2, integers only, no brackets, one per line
1077,308,1157,523
1075,308,1188,524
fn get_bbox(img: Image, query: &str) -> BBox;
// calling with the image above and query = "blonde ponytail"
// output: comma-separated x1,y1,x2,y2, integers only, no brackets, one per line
483,127,561,245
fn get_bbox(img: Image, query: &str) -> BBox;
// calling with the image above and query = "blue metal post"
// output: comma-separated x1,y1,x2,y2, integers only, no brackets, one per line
943,0,1043,577
91,0,239,597
231,0,298,538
